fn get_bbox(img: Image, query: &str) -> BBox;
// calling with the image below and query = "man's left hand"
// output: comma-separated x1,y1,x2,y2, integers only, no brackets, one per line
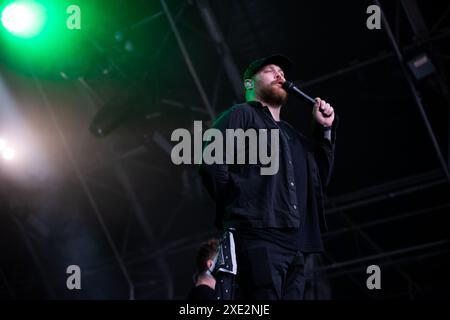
313,98,335,127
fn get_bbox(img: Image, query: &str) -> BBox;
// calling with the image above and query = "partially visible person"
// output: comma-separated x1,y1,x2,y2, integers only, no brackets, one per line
199,54,337,300
187,238,219,300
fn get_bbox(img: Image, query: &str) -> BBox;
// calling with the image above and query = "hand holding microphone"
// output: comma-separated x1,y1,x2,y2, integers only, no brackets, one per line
313,97,335,128
282,80,335,127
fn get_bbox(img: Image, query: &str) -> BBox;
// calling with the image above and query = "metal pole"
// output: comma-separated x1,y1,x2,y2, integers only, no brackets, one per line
31,73,135,300
375,0,450,185
299,29,450,89
196,0,243,100
78,78,175,299
11,215,56,298
320,239,449,272
400,0,450,179
324,203,450,239
160,0,216,120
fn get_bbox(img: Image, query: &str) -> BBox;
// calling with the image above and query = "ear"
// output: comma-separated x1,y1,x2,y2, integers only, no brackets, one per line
244,79,253,90
207,259,213,269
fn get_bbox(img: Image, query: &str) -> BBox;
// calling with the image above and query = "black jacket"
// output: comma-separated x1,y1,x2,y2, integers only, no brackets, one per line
199,101,337,232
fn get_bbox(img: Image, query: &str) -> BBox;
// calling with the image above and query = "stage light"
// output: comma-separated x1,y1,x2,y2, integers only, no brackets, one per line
0,138,6,151
0,138,16,161
1,1,47,38
407,53,436,80
2,147,16,160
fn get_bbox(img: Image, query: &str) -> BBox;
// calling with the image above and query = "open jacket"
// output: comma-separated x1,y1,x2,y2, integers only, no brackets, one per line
198,101,337,232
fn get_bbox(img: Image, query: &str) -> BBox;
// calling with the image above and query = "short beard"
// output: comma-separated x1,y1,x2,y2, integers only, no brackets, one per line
257,83,288,106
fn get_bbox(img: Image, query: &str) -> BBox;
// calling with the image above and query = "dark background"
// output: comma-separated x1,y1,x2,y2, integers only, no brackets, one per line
0,0,449,299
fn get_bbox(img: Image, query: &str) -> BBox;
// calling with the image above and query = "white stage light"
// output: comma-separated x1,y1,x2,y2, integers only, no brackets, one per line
2,147,16,160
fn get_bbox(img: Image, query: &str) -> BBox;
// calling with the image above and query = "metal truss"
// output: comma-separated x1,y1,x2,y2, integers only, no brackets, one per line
83,0,450,299
3,0,449,300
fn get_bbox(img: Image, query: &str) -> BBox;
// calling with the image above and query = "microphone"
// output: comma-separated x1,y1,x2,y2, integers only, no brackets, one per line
282,80,332,118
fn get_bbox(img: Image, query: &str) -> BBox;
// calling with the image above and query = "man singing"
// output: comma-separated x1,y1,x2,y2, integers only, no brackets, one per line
199,55,337,300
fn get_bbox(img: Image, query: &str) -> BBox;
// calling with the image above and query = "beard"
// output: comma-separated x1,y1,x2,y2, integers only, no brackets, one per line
257,82,288,106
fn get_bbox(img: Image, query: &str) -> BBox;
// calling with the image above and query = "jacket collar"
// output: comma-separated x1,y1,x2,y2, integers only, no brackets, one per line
247,100,280,122
247,100,264,109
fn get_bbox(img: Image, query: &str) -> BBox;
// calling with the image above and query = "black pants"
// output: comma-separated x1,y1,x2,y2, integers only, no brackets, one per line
232,235,312,300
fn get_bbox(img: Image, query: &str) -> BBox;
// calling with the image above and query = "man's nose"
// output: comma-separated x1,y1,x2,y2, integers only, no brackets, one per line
275,71,285,81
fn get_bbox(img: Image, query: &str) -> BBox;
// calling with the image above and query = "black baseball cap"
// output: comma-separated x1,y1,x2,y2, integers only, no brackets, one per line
243,54,293,80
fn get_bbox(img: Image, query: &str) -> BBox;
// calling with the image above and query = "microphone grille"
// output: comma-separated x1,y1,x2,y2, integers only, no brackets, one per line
282,80,293,90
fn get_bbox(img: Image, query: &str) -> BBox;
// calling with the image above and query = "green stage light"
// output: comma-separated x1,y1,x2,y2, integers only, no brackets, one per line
1,1,46,38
